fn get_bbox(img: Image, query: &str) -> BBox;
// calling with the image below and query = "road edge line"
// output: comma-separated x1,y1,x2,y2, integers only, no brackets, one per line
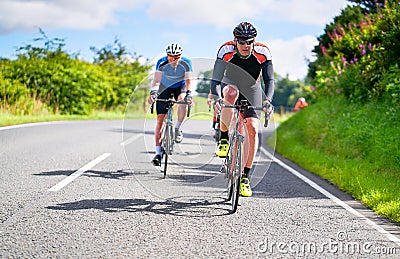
260,146,400,247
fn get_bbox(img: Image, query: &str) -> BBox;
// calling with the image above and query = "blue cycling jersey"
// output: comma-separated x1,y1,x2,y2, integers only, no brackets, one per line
156,56,192,88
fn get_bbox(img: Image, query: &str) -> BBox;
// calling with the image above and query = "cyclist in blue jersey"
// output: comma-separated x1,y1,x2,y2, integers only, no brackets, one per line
210,22,275,197
147,43,193,166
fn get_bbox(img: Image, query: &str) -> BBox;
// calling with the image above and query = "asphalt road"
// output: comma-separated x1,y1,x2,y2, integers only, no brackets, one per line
1,118,399,258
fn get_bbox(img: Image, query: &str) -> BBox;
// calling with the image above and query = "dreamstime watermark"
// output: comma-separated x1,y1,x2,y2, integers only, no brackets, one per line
258,231,398,255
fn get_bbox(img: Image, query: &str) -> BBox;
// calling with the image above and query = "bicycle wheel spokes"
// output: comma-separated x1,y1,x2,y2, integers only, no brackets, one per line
168,124,174,154
230,140,242,213
161,121,173,178
231,171,240,213
227,168,234,201
226,137,234,200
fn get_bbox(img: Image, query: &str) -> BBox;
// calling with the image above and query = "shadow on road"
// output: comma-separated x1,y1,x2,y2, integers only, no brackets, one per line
46,197,232,217
34,169,136,180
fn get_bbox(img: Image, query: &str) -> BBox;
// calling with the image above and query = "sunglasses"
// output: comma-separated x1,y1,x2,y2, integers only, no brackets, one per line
236,38,254,45
168,55,181,59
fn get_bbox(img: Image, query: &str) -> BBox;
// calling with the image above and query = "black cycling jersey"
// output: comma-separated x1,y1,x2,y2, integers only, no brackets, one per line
210,41,274,105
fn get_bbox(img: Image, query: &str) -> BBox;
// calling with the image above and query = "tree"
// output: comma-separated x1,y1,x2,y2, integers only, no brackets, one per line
310,5,364,60
196,69,213,94
273,75,306,107
90,37,130,64
347,0,386,11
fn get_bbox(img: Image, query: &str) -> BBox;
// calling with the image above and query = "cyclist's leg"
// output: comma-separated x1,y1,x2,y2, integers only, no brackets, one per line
154,114,167,148
216,84,238,157
152,87,169,165
155,86,171,148
240,110,259,197
174,86,187,126
243,116,259,169
237,82,262,196
153,114,167,165
220,84,238,132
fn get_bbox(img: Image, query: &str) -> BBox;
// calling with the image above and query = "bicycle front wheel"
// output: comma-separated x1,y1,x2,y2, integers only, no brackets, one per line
161,122,174,178
162,151,168,178
226,136,234,200
167,123,174,154
230,139,242,213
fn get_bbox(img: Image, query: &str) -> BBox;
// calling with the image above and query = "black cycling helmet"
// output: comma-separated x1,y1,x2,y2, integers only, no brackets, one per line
233,22,257,39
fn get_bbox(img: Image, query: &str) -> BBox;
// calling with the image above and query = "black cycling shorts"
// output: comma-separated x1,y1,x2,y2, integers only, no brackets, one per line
237,93,259,119
220,84,261,119
156,86,186,114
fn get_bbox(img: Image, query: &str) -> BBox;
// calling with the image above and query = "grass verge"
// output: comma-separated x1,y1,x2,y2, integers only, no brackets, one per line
269,97,400,223
1,95,292,127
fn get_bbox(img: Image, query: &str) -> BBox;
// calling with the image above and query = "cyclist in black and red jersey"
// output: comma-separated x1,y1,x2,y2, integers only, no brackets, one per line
210,22,274,197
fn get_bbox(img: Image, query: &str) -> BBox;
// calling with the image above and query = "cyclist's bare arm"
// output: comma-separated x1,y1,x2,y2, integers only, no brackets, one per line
184,72,192,92
148,71,162,105
183,72,194,106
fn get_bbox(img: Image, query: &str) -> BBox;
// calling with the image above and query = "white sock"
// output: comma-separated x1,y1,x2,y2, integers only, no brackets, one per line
175,121,182,129
156,146,162,155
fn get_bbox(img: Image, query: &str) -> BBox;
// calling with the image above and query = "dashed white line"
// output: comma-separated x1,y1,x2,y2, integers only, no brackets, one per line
48,153,111,192
1,153,111,228
260,147,400,247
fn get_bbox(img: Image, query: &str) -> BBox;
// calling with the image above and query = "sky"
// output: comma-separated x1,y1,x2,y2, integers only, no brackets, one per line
0,0,349,80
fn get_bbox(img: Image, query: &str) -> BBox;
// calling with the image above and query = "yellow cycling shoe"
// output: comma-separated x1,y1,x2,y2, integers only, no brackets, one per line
216,139,229,157
240,177,253,197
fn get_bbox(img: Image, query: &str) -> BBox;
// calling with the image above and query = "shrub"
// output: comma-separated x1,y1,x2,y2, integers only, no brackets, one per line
309,2,400,104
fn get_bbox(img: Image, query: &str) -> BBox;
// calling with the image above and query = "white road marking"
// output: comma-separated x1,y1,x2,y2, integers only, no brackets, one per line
48,153,111,192
120,134,142,146
260,147,400,247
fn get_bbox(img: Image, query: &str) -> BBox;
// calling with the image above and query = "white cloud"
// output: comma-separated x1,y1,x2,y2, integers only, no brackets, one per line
0,0,348,33
266,35,318,80
146,0,348,28
0,0,345,80
146,0,257,28
0,0,145,33
265,0,348,26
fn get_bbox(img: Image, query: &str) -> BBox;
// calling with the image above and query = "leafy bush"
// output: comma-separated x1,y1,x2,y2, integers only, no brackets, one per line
0,67,29,105
309,2,400,104
0,32,151,115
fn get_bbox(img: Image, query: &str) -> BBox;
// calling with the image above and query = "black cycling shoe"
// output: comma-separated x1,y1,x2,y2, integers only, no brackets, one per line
152,154,162,166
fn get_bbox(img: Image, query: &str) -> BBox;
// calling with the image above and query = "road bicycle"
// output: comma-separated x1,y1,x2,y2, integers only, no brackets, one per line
151,97,190,178
220,99,271,213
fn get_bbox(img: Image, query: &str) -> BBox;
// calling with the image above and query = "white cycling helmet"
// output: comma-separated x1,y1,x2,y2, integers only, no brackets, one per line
166,43,183,56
